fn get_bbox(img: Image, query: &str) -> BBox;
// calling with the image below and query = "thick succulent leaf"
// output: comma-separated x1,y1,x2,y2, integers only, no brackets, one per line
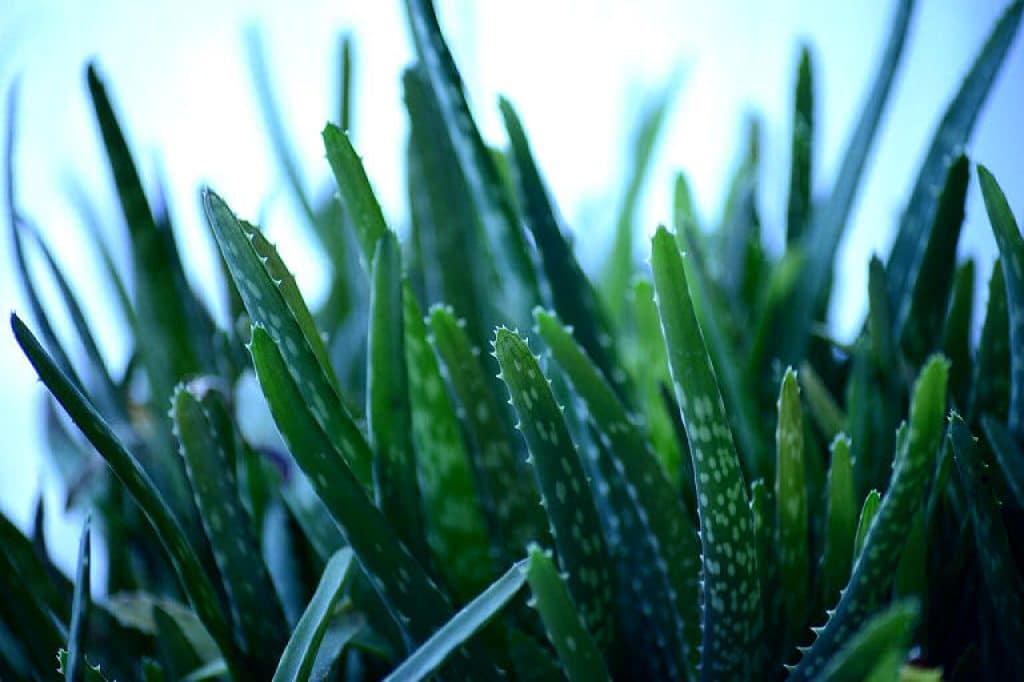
786,45,815,243
650,227,761,678
65,516,91,682
12,314,242,678
790,356,947,679
404,291,491,600
978,165,1024,438
775,368,809,650
897,155,968,367
172,386,287,671
499,98,626,399
943,260,975,409
951,415,1024,668
853,489,881,561
203,189,373,488
57,650,110,682
981,415,1024,507
887,1,1023,307
383,558,528,682
820,435,856,611
366,233,424,557
535,308,701,678
817,600,919,682
867,256,898,371
427,305,547,563
322,124,388,266
403,0,540,329
493,328,616,651
525,546,610,682
798,362,845,442
272,548,354,682
970,261,1010,422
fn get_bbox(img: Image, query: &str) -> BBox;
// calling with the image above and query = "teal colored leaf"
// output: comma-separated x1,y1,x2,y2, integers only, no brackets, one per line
798,362,846,442
775,368,809,651
786,45,815,243
981,415,1024,507
978,164,1024,439
203,189,372,488
272,548,354,682
716,115,762,305
970,261,1010,422
322,124,388,266
525,546,610,682
853,489,881,562
403,290,491,600
492,328,616,651
887,2,1023,308
181,659,228,682
951,415,1024,668
57,650,110,682
104,593,218,663
383,558,528,682
535,307,701,678
65,516,91,682
820,435,856,611
791,356,947,679
817,600,919,682
867,256,897,371
12,314,242,679
337,34,353,132
650,227,761,678
748,479,779,672
943,260,975,409
172,385,287,672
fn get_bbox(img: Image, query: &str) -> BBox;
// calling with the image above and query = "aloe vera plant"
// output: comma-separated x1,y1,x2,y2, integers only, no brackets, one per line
3,0,1024,680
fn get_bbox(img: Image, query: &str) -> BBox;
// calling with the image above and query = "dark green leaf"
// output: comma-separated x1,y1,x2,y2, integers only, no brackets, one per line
322,124,388,266
981,415,1024,507
817,600,919,681
775,368,808,650
65,516,91,682
786,45,815,243
970,261,1010,422
820,435,856,611
943,260,975,409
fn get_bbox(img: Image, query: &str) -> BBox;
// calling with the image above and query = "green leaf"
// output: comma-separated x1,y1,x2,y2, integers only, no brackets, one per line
650,227,761,678
969,261,1010,422
65,516,91,682
791,356,948,679
182,659,228,682
820,435,856,612
942,260,975,409
534,308,701,678
867,256,898,371
887,1,1023,308
775,368,809,650
272,548,354,682
12,314,242,679
172,385,287,672
525,546,610,682
978,164,1024,439
427,305,547,564
951,415,1024,669
981,415,1024,508
748,479,779,672
57,650,110,682
853,489,881,562
492,328,616,651
104,593,218,663
322,124,388,266
403,291,492,600
786,45,815,243
383,558,529,682
203,189,372,488
337,33,353,132
817,600,919,682
798,362,846,442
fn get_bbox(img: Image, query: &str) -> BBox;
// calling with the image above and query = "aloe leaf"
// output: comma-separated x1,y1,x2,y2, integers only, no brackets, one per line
852,489,881,561
154,605,204,679
650,227,761,677
943,260,975,409
981,415,1024,507
535,307,701,678
717,116,762,305
775,368,809,651
525,546,611,682
384,558,528,682
337,34,353,131
322,124,388,266
172,386,288,671
867,256,897,371
11,314,242,678
366,233,425,556
403,291,491,600
492,328,616,652
57,650,110,682
786,45,814,243
427,305,547,562
798,362,846,441
0,547,65,677
600,73,679,324
820,435,856,611
978,165,1024,438
203,190,372,488
65,516,91,682
499,98,626,399
403,0,540,328
791,356,948,679
951,415,1024,668
897,155,968,366
507,628,563,682
970,261,1010,422
817,599,919,681
887,2,1023,308
272,548,354,682
182,659,228,682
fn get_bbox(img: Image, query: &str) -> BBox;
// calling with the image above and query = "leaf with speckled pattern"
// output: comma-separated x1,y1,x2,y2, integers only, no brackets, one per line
650,227,761,679
978,165,1024,440
820,435,856,612
172,386,287,674
493,328,616,653
790,356,947,680
404,291,491,601
203,189,373,489
525,546,610,682
535,307,700,679
817,600,919,681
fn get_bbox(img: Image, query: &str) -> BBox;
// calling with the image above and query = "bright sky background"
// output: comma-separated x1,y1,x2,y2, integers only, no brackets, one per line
1,0,1022,577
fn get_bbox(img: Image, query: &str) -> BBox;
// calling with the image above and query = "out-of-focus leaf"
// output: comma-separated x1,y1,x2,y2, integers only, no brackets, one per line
981,415,1024,507
817,600,919,682
943,260,975,410
820,435,856,612
775,368,808,652
799,362,846,441
65,516,92,682
787,45,815,244
970,261,1010,422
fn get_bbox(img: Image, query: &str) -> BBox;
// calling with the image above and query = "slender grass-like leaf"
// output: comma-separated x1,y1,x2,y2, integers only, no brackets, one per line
786,45,814,244
791,356,947,679
775,368,809,651
337,34,353,132
820,435,856,611
969,261,1010,422
525,546,610,682
492,328,616,652
852,489,881,562
817,600,919,681
981,415,1024,507
384,558,528,682
943,260,974,409
11,314,242,679
65,516,91,682
272,548,354,682
650,227,761,678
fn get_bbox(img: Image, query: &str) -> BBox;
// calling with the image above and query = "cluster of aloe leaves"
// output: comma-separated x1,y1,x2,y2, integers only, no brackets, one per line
4,0,1024,679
